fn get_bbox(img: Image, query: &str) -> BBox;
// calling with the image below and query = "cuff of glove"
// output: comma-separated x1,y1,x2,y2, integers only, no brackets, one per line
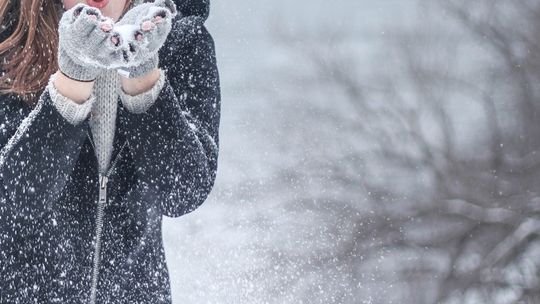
47,73,96,126
117,54,159,79
118,68,165,114
58,48,99,82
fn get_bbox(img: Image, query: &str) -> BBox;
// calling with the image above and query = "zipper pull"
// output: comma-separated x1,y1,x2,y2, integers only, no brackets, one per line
99,175,108,204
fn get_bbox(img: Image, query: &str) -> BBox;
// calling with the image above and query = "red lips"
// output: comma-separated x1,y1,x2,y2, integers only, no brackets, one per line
87,0,110,9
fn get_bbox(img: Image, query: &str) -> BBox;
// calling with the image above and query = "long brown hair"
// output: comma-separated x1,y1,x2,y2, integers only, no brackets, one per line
0,0,133,107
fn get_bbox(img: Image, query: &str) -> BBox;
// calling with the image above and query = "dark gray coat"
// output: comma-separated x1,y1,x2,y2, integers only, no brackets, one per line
0,0,220,302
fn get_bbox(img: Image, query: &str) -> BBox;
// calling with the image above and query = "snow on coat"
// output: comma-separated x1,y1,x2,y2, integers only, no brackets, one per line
0,0,220,302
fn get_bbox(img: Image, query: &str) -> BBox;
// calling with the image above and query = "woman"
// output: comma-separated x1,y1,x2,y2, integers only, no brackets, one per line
0,0,220,302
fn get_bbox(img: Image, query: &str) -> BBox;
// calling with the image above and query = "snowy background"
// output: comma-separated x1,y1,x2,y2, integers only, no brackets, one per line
163,0,540,303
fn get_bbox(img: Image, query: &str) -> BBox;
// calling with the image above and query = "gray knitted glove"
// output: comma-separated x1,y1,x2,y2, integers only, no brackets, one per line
113,0,178,78
58,4,123,81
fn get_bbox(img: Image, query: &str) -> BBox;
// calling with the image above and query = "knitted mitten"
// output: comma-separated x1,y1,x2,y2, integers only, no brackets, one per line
58,4,123,81
113,0,179,78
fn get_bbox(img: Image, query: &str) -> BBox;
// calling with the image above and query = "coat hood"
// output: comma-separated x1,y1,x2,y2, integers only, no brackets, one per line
176,0,210,21
134,0,210,21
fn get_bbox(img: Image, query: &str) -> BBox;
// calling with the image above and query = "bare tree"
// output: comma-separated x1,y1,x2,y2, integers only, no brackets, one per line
250,0,540,303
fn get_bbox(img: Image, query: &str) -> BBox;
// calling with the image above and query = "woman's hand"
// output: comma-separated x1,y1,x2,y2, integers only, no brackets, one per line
113,0,179,78
57,4,125,81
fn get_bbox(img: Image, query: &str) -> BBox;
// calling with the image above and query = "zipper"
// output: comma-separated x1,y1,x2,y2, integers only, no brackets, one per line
86,130,128,304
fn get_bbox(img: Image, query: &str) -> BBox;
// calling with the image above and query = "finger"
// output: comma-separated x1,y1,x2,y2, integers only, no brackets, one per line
72,7,102,36
110,34,121,47
100,22,113,33
153,0,178,17
153,7,172,21
141,20,156,32
144,6,172,25
104,31,126,58
88,21,112,44
60,3,85,25
142,7,172,36
123,29,143,59
70,4,87,20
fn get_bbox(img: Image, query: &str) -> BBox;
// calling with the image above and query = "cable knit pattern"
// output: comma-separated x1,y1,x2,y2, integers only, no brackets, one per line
118,68,166,114
88,69,121,174
47,72,96,126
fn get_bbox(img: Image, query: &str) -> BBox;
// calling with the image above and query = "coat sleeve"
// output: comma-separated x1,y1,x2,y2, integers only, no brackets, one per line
0,85,92,300
118,16,221,218
0,83,91,216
